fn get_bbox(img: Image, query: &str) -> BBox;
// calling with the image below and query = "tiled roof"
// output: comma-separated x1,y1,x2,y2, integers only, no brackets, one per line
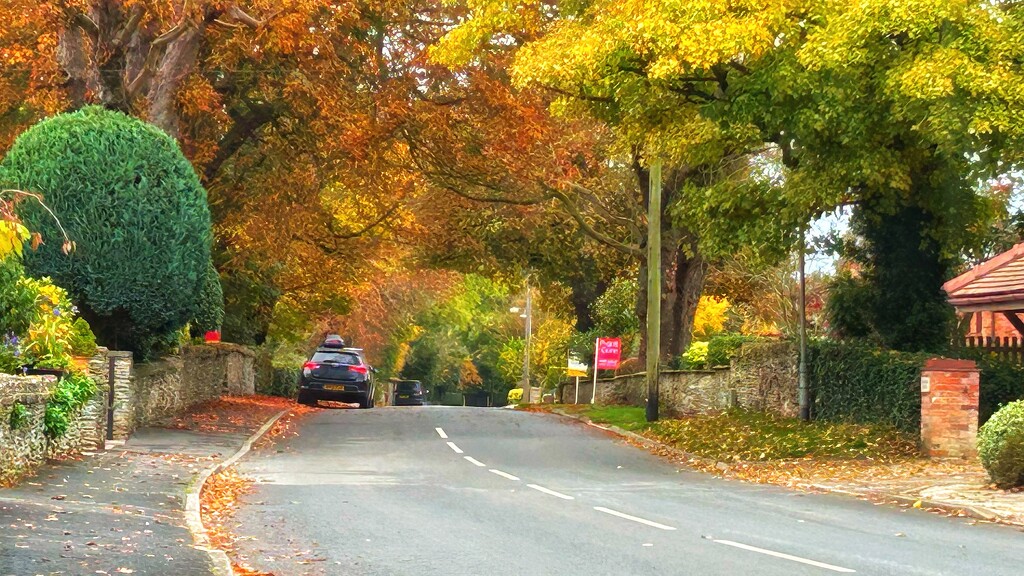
944,243,1024,310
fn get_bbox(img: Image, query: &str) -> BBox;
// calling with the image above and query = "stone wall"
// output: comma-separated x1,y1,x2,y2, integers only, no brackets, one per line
559,341,797,418
2,342,259,484
0,370,106,485
730,341,799,418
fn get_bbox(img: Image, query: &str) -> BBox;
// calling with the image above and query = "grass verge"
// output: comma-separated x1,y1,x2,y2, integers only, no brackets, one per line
529,404,917,462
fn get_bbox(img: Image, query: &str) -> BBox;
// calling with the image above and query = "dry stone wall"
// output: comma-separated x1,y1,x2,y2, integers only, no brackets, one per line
1,343,256,485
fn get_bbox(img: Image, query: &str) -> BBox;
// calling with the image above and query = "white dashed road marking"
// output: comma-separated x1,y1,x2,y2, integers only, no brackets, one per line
488,469,520,481
713,540,856,573
593,506,677,531
446,441,463,454
435,427,448,439
464,456,486,467
527,484,574,500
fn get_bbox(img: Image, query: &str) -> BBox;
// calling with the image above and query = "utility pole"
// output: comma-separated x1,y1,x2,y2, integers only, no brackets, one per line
798,228,810,421
522,277,533,404
646,158,662,423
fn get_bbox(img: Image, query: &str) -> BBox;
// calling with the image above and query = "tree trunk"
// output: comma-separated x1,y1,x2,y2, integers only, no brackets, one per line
637,237,707,366
633,160,709,367
146,26,204,139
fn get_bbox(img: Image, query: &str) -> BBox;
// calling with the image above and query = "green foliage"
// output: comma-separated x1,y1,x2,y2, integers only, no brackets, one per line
8,401,28,431
977,401,1024,488
0,257,35,338
590,277,639,356
976,359,1024,426
2,107,213,357
220,258,281,346
44,371,97,439
190,261,225,335
680,341,708,370
258,366,300,398
808,340,928,433
68,317,97,357
825,271,877,341
706,333,755,368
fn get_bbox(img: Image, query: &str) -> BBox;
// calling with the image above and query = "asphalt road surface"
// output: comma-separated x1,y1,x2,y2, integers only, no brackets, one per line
231,406,1021,575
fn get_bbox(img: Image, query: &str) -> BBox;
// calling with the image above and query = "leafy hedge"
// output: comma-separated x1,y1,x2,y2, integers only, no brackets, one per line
808,340,928,433
2,107,213,357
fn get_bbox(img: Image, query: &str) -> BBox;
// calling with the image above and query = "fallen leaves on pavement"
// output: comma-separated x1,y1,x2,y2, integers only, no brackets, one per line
170,395,306,434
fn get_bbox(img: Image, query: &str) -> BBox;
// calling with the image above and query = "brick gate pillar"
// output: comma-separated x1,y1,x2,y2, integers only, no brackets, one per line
920,358,979,458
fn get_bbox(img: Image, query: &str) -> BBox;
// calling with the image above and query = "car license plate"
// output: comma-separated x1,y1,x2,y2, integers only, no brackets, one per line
399,394,410,398
324,385,346,391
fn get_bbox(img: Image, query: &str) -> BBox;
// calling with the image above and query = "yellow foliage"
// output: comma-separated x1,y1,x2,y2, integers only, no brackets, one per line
693,295,730,338
0,219,29,259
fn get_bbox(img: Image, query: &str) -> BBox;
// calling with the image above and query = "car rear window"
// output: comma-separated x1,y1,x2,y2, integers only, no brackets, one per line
396,382,421,393
310,351,361,365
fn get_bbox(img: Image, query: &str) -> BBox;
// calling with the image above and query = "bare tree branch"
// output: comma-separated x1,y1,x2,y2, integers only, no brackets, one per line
543,185,643,257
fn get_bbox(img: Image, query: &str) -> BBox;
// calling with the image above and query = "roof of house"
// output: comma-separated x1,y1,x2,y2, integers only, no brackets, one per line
943,242,1024,312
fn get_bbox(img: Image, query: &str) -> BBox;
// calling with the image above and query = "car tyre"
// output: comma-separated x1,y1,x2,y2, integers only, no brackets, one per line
297,391,316,406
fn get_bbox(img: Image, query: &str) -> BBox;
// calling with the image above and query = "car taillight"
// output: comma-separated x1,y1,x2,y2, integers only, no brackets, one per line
349,365,368,374
303,361,319,371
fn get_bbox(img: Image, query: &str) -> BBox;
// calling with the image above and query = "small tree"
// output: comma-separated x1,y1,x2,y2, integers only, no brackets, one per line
2,107,213,356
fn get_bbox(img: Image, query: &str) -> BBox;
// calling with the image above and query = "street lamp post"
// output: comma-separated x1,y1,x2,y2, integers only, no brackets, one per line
510,278,533,404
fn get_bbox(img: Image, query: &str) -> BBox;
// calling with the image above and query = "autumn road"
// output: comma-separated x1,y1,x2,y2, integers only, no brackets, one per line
229,407,1020,575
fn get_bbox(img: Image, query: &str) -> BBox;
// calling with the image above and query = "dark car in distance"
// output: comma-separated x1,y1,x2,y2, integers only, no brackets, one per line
392,380,426,406
297,336,376,408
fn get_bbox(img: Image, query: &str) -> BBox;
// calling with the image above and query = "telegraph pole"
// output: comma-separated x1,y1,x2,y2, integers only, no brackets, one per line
522,277,532,404
798,229,810,421
646,158,662,423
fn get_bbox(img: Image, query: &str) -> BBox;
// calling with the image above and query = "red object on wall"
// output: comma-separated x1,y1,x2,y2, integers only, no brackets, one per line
595,338,622,370
204,330,221,343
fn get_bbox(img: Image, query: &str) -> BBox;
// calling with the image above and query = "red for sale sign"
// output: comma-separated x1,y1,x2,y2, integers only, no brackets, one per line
595,338,622,370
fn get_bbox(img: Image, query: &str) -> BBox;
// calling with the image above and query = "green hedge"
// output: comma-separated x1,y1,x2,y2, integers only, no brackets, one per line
3,107,213,357
808,339,1024,433
808,340,927,433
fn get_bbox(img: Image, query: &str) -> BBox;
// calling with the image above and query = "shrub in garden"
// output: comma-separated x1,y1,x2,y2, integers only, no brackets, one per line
680,341,709,369
43,371,97,438
977,400,1024,488
68,317,98,357
2,107,213,357
706,333,755,368
190,260,225,336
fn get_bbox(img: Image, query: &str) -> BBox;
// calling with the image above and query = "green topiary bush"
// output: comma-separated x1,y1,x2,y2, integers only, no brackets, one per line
977,400,1024,488
1,107,213,357
190,261,224,335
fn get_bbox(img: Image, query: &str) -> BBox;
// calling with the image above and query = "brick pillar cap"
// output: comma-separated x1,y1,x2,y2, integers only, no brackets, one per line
923,358,977,371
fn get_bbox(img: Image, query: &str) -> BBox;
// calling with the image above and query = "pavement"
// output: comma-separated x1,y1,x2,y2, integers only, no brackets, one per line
0,426,255,576
228,406,1024,576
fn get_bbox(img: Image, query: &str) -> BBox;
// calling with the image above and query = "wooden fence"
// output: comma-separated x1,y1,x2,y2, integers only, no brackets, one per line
958,336,1024,365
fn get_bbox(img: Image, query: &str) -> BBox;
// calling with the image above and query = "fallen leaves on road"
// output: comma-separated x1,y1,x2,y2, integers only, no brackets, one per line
200,467,277,575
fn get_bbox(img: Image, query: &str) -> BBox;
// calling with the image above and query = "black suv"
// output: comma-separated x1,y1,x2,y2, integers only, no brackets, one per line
297,336,376,408
392,380,426,406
